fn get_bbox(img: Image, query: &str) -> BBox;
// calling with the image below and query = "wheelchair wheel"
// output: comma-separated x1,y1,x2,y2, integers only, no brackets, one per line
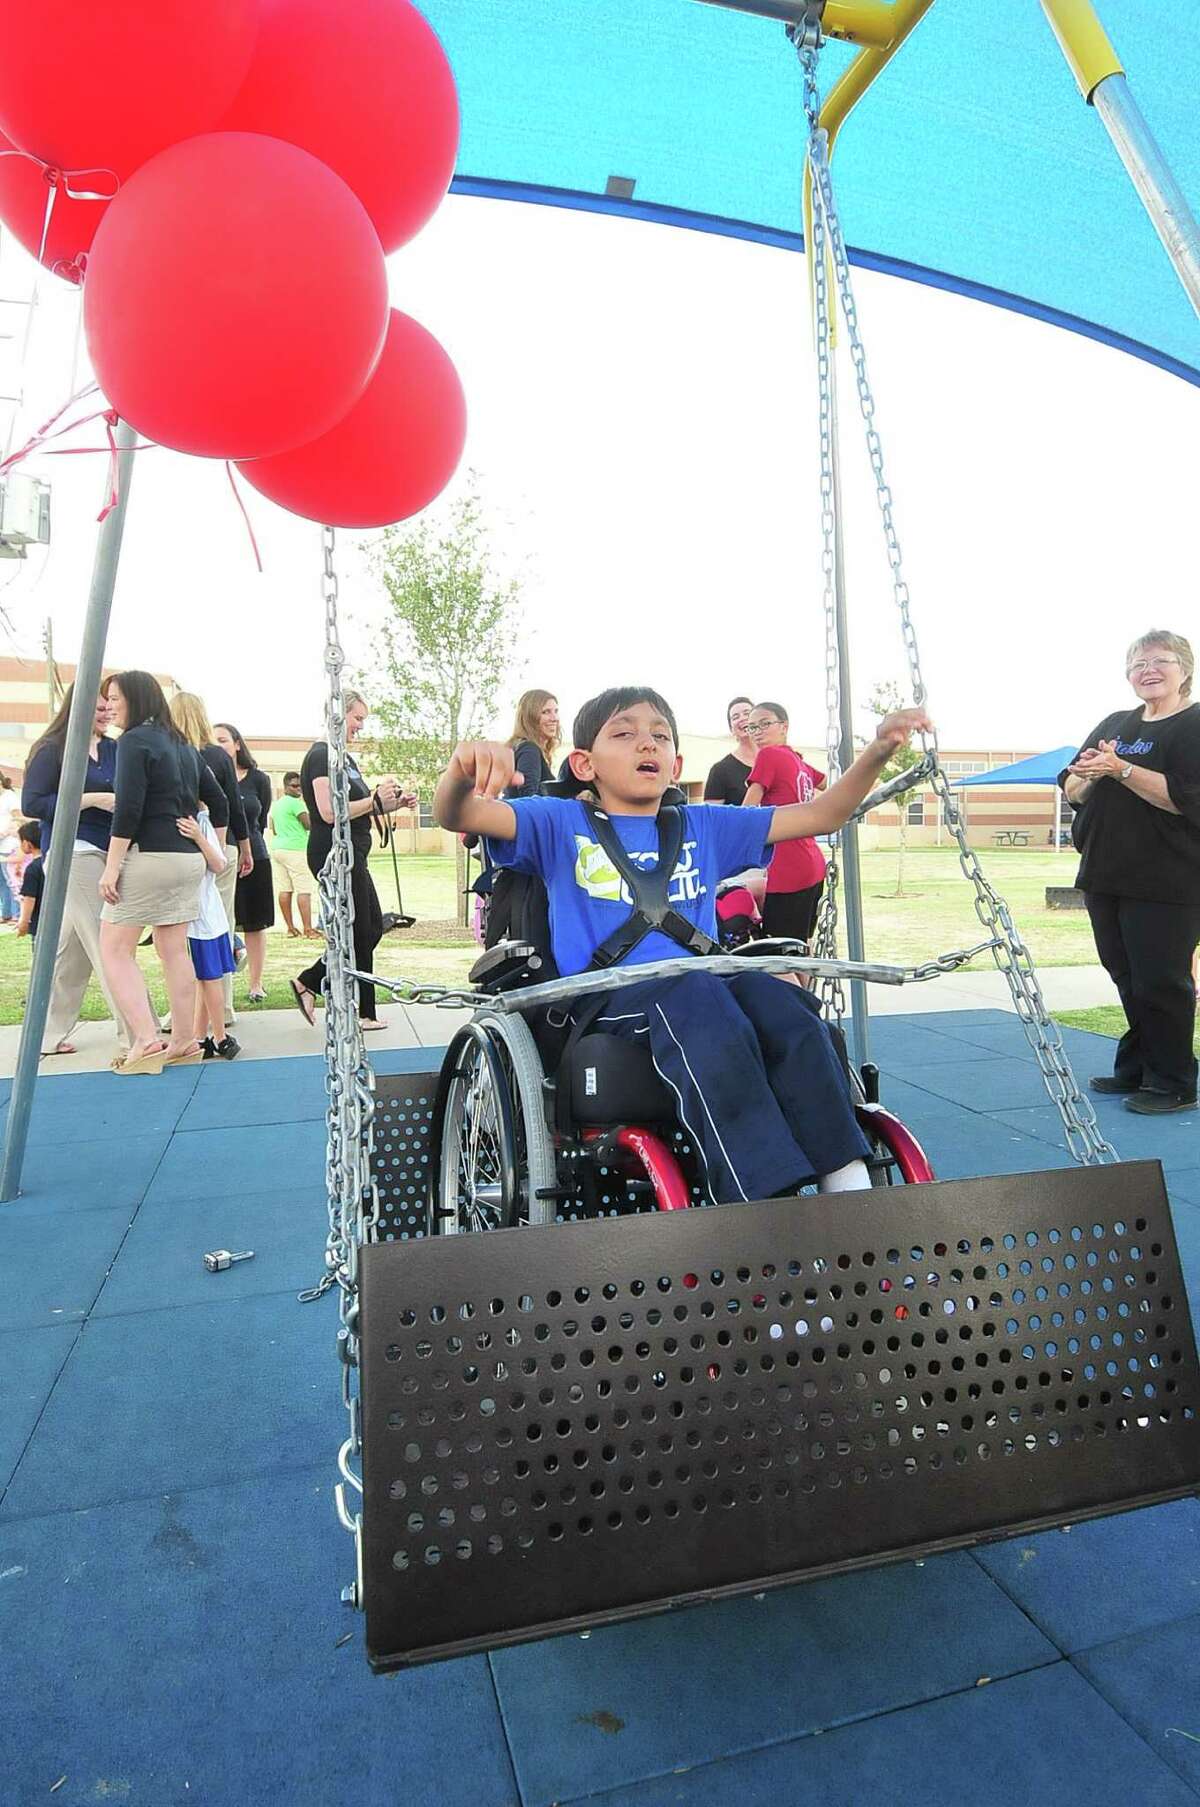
857,1103,935,1186
432,1015,557,1234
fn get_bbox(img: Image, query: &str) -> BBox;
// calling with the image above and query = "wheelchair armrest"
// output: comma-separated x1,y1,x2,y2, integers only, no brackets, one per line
468,939,545,994
729,937,809,959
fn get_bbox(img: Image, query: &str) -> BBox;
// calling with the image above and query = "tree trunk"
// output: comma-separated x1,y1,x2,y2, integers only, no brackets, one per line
894,818,907,898
455,833,469,926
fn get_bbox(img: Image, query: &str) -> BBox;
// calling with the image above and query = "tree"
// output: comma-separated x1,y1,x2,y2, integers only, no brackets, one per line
361,479,524,920
865,680,923,898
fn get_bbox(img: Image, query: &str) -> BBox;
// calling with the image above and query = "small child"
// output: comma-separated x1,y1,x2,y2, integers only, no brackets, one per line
15,820,42,939
177,810,240,1060
436,685,930,1206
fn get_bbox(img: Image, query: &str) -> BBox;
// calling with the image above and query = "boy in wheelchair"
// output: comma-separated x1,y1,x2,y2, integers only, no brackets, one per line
435,686,930,1207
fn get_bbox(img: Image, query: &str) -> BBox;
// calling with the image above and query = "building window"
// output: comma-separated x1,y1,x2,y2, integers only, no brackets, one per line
906,798,924,826
419,800,435,829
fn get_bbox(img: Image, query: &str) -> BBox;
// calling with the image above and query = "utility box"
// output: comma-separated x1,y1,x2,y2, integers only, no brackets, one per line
0,472,50,558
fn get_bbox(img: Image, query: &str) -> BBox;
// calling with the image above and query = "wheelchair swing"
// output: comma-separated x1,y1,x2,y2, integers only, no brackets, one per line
304,21,1200,1672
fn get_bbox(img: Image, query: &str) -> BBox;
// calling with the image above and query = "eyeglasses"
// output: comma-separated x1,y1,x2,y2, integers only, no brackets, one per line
1129,657,1181,673
748,721,781,733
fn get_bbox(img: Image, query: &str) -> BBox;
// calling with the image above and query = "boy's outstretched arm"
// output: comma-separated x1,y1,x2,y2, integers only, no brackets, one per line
767,708,932,843
434,742,522,839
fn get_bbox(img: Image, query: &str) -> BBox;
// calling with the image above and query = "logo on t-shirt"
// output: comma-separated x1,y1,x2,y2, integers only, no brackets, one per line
572,836,706,906
1116,737,1153,756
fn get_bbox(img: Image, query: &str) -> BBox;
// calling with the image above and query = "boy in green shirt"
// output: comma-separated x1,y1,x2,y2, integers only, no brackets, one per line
270,772,316,937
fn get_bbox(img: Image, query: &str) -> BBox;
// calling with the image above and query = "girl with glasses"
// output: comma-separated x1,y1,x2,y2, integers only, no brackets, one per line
741,703,827,945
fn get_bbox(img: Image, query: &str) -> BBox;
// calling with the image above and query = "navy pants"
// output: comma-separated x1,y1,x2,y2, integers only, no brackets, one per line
1085,892,1200,1097
589,969,871,1204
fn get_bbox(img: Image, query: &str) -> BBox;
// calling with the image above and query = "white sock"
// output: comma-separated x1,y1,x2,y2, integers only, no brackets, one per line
818,1159,872,1193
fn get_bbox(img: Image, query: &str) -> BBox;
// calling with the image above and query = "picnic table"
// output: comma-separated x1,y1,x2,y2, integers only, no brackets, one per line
992,829,1030,846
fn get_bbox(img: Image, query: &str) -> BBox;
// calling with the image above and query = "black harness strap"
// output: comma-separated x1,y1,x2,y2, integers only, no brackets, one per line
582,802,719,972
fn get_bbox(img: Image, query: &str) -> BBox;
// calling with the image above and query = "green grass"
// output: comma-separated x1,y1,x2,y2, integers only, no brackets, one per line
0,845,1100,1030
1055,1004,1200,1055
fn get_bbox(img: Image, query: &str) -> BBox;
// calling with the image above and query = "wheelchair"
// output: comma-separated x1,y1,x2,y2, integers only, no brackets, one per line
427,904,934,1237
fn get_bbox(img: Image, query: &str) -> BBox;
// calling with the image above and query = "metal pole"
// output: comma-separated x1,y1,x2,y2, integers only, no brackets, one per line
1092,75,1200,321
0,416,137,1202
828,364,870,1068
1039,1,1200,323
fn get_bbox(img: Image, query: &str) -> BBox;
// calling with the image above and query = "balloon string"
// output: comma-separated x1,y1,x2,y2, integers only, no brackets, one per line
0,392,154,522
0,380,102,475
0,148,119,202
224,461,264,572
34,180,57,268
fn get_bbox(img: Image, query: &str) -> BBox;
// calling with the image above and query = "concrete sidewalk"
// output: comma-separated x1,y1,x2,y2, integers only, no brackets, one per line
0,962,1122,1079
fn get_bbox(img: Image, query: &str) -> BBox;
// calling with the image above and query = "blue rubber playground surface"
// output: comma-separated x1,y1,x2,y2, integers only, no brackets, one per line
4,1009,1200,1806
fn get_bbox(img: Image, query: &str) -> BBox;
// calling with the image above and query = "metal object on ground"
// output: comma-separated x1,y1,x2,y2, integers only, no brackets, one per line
203,1249,255,1273
0,416,137,1204
358,1160,1200,1671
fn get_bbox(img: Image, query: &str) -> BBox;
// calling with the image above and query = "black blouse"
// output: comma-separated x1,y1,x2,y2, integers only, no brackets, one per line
111,724,225,852
237,767,274,863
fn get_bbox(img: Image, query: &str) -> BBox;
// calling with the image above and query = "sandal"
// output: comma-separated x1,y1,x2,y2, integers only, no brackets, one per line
114,1041,168,1076
163,1043,203,1066
247,989,267,1004
359,1018,387,1032
290,978,317,1026
41,1041,78,1057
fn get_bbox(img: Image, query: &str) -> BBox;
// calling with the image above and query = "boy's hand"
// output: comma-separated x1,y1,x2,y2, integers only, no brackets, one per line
450,741,520,800
873,707,932,755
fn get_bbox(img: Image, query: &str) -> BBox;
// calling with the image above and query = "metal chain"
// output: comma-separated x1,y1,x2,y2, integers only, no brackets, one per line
299,523,380,1605
797,39,1115,1165
803,46,846,1026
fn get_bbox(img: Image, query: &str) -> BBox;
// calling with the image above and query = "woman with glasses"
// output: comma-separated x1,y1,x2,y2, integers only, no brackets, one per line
741,702,827,944
1062,630,1200,1114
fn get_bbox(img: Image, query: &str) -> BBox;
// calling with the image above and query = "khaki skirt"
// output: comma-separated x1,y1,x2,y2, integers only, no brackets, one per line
101,847,205,927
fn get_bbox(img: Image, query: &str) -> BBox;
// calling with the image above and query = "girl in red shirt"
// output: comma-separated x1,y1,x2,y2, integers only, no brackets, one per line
742,701,827,941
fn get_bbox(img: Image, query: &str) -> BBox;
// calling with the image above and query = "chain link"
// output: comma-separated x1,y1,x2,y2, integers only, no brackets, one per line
803,48,846,1026
797,38,1115,1165
299,523,381,1602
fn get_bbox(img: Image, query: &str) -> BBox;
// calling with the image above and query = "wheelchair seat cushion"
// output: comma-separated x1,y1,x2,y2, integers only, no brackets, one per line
567,1032,677,1126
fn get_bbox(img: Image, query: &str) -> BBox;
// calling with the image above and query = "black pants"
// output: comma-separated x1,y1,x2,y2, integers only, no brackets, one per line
1085,891,1200,1096
762,880,824,944
298,856,384,1020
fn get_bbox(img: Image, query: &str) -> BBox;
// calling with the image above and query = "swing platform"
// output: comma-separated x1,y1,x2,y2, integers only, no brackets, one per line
361,1085,1200,1672
5,1011,1200,1805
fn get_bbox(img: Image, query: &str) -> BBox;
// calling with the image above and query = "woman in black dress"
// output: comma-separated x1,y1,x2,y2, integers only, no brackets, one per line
1063,629,1200,1114
214,722,274,1003
291,690,412,1030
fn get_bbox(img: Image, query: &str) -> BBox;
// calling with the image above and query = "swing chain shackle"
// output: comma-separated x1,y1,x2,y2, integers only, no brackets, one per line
797,39,1116,1167
300,521,379,1608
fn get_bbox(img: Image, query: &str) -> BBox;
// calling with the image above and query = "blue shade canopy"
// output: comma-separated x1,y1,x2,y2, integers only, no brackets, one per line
951,747,1077,786
422,0,1200,384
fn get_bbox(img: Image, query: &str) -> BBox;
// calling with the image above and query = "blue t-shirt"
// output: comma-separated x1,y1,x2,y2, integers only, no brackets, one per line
486,797,774,976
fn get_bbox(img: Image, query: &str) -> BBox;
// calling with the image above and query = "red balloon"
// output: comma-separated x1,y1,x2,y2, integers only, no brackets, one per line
220,0,459,254
238,309,466,527
0,130,102,282
0,1,257,179
83,134,389,461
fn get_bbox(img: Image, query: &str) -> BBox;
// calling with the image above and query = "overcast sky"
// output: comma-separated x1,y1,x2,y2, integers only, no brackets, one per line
0,190,1196,753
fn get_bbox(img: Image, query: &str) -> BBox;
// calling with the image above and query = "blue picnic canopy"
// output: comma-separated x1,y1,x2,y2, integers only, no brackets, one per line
423,0,1199,384
951,746,1077,786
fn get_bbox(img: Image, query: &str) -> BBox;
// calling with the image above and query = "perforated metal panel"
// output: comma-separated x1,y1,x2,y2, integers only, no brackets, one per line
371,1070,439,1241
359,1160,1200,1671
